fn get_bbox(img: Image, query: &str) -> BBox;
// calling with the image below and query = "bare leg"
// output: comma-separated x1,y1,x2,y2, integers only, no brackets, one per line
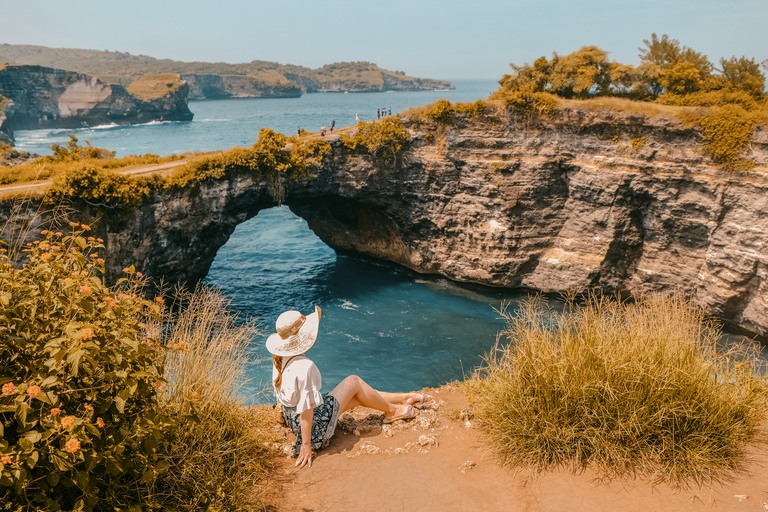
329,375,413,420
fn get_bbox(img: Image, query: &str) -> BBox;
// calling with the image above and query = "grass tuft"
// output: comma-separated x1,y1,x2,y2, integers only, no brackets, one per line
145,286,281,511
466,293,768,486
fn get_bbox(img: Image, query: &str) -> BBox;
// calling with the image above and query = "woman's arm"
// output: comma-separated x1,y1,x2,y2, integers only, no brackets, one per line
296,408,313,468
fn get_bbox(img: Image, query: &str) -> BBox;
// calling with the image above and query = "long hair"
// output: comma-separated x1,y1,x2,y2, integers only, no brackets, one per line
273,355,285,388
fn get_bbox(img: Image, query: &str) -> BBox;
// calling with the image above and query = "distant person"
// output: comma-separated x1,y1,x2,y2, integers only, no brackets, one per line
388,108,392,116
268,306,431,468
377,109,381,120
297,128,301,137
330,119,335,132
320,126,326,137
356,112,360,123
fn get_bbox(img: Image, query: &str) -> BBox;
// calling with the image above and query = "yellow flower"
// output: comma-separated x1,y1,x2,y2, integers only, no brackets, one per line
1,455,12,465
50,408,62,416
61,416,75,428
55,231,62,237
192,391,199,398
136,272,143,278
90,252,98,258
79,285,92,294
172,343,180,350
62,278,74,284
87,237,95,242
39,242,50,249
84,403,93,412
2,382,15,395
41,230,49,235
26,385,41,400
97,258,105,265
81,224,91,231
65,438,80,453
96,417,105,428
69,222,79,227
81,328,94,340
155,296,164,304
40,253,52,261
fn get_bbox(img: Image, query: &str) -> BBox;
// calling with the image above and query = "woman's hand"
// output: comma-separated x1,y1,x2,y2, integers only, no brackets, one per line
296,408,314,468
296,443,312,468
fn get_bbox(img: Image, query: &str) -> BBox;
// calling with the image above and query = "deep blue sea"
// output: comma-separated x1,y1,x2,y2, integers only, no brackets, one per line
13,80,766,401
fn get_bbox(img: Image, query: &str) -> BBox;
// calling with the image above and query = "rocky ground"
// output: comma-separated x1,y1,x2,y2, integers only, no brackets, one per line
264,386,768,512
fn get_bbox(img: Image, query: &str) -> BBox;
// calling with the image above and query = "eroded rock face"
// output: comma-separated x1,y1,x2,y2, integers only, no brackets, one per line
2,108,766,337
0,65,193,140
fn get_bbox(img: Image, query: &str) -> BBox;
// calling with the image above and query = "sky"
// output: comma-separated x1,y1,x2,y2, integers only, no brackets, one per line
0,0,766,80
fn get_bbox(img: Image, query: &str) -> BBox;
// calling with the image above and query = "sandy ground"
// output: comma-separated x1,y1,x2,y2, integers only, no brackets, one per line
265,386,768,512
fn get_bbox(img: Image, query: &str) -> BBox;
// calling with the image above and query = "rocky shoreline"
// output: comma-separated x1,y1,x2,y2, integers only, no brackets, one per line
0,65,193,143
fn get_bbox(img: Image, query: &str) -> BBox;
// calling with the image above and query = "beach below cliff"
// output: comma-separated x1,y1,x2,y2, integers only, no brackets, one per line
265,386,768,512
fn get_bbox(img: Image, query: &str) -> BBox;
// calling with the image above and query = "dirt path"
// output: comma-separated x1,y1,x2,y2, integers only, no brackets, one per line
266,386,768,512
0,160,189,199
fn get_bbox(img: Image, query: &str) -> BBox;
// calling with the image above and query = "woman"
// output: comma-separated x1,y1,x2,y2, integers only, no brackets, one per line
267,306,431,469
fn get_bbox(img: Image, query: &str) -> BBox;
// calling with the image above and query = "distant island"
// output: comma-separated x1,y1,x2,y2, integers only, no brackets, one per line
0,44,454,99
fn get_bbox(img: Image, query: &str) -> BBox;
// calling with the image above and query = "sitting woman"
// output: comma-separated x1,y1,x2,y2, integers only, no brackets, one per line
267,306,431,469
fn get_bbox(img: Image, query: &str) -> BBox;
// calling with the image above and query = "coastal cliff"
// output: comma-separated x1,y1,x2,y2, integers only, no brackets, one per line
2,107,767,337
0,44,453,99
0,65,193,142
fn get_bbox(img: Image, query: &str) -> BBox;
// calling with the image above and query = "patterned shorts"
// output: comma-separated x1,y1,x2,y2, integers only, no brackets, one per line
282,393,340,457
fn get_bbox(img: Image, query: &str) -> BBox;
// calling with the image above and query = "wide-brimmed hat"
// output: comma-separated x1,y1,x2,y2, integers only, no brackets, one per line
265,306,321,357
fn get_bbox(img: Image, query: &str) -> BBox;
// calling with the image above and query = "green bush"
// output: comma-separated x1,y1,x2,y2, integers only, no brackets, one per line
49,135,116,162
169,128,330,204
502,89,557,119
422,99,455,124
45,166,156,208
0,225,174,511
466,294,767,485
342,117,411,165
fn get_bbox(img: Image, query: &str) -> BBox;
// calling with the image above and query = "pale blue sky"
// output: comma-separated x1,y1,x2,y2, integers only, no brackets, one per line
0,0,765,80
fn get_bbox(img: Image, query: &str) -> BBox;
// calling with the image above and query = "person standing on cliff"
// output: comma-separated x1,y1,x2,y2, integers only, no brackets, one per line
330,119,335,132
377,109,381,120
268,306,431,469
355,112,360,123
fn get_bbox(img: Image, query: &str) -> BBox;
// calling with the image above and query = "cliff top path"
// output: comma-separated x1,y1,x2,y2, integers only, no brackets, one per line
266,386,768,512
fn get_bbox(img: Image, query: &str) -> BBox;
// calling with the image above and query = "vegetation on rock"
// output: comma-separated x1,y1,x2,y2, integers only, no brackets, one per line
342,117,411,165
126,73,185,101
489,34,768,170
466,294,768,485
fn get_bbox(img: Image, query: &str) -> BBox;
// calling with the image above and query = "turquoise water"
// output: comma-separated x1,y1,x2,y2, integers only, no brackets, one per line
14,79,497,157
206,207,526,402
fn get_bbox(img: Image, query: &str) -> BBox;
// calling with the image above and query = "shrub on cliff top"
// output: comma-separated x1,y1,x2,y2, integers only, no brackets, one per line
45,166,157,208
465,294,767,486
342,117,410,165
169,128,330,204
0,224,174,511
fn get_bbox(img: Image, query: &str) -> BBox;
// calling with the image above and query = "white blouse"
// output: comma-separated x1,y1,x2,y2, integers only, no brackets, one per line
272,355,323,414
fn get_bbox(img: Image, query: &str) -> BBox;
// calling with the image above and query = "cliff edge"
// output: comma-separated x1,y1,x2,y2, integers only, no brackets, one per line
0,65,193,142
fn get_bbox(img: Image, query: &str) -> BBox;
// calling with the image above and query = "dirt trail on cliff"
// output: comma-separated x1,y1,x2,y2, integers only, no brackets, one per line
266,386,768,512
0,160,188,199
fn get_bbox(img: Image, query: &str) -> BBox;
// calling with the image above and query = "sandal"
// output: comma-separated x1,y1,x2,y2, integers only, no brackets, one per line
409,393,433,406
383,405,417,424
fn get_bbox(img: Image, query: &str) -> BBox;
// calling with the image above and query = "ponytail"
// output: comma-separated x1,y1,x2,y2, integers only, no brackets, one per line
273,355,285,388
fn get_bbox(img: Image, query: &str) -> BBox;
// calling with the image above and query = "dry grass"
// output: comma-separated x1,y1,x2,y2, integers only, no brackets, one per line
555,96,696,118
127,73,184,101
145,286,281,511
465,293,768,487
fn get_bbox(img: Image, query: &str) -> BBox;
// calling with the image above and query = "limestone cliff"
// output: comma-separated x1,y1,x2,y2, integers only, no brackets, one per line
0,65,193,142
181,73,302,100
2,108,767,338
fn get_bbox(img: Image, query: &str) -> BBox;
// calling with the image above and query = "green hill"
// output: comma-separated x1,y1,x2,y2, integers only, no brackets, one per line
0,44,453,94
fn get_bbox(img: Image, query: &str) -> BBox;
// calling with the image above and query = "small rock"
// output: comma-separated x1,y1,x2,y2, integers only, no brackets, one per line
734,495,748,501
382,425,394,438
459,461,476,474
418,434,438,447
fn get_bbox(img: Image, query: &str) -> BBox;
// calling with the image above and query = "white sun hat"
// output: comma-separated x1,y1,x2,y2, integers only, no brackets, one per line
265,306,321,357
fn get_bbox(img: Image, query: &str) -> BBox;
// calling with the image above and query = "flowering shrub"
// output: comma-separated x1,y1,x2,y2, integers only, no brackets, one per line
0,224,173,511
